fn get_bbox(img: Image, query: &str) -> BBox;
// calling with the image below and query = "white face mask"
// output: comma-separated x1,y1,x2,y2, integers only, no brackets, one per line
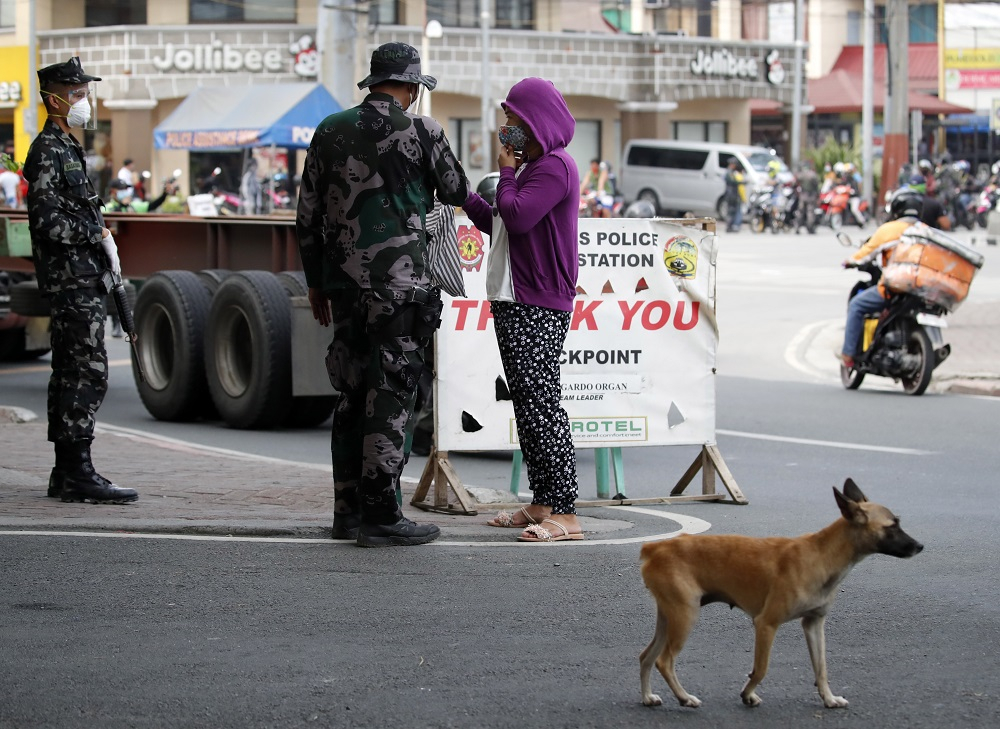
67,98,92,128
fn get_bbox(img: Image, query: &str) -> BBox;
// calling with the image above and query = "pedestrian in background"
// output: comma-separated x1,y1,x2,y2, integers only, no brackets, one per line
116,157,135,193
23,56,138,504
463,77,584,542
240,157,262,215
296,42,469,547
724,157,745,232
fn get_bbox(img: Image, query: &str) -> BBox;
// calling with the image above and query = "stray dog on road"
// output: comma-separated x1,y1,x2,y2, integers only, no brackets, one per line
639,479,922,710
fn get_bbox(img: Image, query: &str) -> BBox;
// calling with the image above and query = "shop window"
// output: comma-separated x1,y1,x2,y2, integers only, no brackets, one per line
566,120,601,180
497,0,533,30
451,119,487,171
427,0,481,28
847,11,861,46
0,0,14,28
86,0,146,26
190,0,295,23
874,3,936,43
368,0,399,27
674,121,727,143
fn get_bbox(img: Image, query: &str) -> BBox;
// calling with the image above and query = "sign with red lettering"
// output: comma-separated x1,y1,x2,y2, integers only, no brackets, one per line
435,217,718,451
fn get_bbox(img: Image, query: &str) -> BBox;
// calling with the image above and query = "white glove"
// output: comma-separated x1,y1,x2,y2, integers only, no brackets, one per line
101,233,121,277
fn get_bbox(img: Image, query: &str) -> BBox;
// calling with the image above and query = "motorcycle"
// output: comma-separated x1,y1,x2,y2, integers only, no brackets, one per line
819,183,869,230
747,185,774,233
974,184,998,228
768,183,799,234
579,190,623,218
837,227,983,395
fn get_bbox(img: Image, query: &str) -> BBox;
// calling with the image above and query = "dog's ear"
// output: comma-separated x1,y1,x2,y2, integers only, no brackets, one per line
834,486,867,523
843,478,868,503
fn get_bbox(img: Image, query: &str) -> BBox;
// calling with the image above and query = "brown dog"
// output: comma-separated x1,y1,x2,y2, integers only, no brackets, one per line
639,479,922,710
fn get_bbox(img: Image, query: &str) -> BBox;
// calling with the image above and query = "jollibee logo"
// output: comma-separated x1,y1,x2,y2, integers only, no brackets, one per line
765,50,785,86
290,35,318,78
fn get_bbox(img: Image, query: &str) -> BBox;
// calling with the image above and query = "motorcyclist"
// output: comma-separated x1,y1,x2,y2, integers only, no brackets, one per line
105,177,176,213
918,159,937,198
580,158,616,217
837,188,924,369
795,160,820,233
905,173,951,230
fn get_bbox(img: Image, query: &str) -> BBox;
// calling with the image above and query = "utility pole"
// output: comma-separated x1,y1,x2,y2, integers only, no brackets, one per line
479,0,492,178
790,0,805,167
317,0,358,109
861,0,874,205
878,0,909,208
24,0,38,141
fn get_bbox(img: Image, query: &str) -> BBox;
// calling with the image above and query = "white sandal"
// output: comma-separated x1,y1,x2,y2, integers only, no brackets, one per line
486,506,541,528
517,518,585,542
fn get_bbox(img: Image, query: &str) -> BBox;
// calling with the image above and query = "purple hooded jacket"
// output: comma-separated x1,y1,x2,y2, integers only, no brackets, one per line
464,78,579,312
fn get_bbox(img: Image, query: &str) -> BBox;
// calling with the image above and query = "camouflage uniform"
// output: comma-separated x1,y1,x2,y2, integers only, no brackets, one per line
296,45,469,527
24,117,109,444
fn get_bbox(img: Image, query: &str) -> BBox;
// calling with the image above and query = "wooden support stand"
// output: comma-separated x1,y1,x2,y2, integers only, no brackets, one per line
668,444,747,504
410,448,479,515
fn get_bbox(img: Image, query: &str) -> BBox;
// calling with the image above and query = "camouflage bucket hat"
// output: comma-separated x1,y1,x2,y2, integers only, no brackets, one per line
357,42,437,91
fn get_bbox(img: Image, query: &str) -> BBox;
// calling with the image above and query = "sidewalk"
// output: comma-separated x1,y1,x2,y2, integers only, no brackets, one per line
0,419,639,540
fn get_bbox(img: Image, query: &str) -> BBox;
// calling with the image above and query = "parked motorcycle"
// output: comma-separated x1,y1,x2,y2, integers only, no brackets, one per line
579,190,623,218
974,184,998,228
768,183,799,233
819,184,869,230
837,226,984,395
747,185,774,233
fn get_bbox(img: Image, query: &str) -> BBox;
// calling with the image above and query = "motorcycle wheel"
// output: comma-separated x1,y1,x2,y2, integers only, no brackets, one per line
830,211,843,230
977,211,988,228
750,215,765,234
901,327,934,396
840,362,864,390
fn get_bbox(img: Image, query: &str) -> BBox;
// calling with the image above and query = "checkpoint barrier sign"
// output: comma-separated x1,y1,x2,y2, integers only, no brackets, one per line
435,217,718,453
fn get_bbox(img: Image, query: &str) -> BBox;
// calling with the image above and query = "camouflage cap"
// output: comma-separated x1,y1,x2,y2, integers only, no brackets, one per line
357,42,437,91
37,57,101,87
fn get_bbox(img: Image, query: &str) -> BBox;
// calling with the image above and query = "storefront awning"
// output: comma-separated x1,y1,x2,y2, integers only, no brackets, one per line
153,83,341,151
807,69,973,115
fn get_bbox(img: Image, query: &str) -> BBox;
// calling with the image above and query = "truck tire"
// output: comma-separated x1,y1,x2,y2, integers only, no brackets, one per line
197,269,232,294
0,327,51,361
205,271,292,429
275,269,336,428
10,280,51,317
277,270,308,297
133,271,213,421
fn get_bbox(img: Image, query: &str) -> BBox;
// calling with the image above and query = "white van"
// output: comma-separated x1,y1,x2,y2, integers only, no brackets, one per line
619,140,789,218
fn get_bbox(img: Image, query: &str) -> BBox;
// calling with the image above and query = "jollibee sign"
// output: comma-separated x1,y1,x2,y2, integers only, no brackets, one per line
435,217,719,451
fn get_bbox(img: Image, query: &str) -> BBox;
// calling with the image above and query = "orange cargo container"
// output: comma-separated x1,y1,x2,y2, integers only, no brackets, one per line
882,236,982,312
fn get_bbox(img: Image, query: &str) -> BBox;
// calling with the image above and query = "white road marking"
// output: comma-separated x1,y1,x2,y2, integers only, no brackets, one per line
717,428,931,455
0,508,709,548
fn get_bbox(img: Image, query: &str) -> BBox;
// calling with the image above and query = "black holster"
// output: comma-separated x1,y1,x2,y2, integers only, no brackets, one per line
369,288,443,340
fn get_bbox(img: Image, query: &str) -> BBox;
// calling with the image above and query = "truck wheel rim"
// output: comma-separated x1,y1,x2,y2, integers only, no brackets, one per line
214,304,254,398
140,303,175,392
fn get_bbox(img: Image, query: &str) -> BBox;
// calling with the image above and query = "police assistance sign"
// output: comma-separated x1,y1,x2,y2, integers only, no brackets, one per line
434,217,719,451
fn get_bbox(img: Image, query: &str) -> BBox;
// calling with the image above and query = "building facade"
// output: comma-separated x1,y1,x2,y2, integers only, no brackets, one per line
1,0,806,200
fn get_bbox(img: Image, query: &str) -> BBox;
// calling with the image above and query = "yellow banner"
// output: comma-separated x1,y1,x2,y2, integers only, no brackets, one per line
945,48,1000,70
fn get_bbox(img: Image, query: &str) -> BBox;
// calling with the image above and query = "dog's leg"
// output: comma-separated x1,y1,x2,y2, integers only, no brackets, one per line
655,601,702,708
802,614,849,708
640,610,669,706
740,618,778,707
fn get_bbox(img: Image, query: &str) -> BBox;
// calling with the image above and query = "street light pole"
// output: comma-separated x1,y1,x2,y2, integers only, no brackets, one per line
862,0,874,205
480,0,492,177
421,20,443,118
791,0,804,167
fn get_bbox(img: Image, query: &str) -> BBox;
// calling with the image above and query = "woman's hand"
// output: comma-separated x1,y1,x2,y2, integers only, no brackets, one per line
498,144,519,171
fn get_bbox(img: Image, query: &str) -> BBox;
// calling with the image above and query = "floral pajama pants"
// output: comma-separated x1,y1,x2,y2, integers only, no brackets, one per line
491,301,579,514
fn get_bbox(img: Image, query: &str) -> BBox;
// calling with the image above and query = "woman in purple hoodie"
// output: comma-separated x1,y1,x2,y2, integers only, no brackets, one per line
464,78,583,542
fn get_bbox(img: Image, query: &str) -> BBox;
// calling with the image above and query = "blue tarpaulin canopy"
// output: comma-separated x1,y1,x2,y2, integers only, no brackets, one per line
153,83,341,150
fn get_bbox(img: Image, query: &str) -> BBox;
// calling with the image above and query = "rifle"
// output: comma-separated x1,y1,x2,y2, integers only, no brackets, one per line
102,270,146,383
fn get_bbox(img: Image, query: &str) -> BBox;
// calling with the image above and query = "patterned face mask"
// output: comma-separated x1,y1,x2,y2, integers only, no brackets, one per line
498,124,528,151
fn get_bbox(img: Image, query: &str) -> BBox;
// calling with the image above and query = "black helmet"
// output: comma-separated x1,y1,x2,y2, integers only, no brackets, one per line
888,188,923,220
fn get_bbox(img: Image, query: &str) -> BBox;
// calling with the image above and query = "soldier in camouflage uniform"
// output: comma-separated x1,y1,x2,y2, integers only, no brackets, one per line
296,42,468,547
23,57,138,504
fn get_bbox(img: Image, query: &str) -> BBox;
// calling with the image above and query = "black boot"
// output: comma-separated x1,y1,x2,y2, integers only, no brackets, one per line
47,468,64,498
56,441,139,504
357,516,441,548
